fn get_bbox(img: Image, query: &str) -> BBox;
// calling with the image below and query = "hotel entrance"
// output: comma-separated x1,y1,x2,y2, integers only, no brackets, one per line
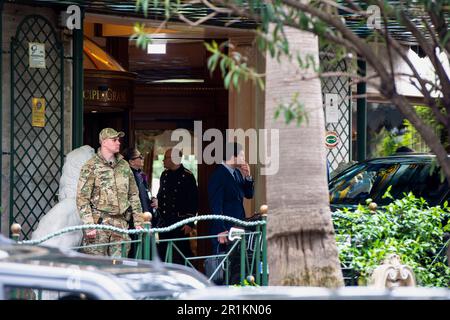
130,85,228,263
81,19,229,262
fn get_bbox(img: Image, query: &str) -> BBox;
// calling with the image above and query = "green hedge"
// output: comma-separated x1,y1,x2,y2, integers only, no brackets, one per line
334,188,450,287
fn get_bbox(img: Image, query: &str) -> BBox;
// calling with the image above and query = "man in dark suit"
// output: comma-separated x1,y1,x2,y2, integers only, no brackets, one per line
207,142,254,283
157,148,198,264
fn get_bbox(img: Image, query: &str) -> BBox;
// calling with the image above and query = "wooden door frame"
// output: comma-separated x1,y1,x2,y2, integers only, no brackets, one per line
130,85,228,265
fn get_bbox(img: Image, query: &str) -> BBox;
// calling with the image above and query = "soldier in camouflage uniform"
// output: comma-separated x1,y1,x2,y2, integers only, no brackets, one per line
76,128,143,257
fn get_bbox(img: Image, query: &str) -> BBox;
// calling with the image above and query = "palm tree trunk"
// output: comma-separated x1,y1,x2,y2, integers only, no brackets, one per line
264,27,343,287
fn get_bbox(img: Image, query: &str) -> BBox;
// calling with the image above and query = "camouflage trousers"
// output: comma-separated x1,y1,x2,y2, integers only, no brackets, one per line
81,214,130,257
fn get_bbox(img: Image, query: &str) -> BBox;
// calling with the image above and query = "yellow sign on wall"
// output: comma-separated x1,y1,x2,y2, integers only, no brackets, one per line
32,97,46,127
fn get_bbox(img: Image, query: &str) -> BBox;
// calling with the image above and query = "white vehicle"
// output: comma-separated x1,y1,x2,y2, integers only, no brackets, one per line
0,237,211,300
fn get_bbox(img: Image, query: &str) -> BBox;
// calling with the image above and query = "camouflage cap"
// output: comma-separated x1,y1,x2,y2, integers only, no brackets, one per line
99,128,125,142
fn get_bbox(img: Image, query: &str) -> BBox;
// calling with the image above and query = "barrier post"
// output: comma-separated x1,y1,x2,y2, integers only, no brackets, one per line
121,242,127,258
151,232,158,260
11,223,21,242
240,234,246,285
255,225,261,285
136,233,142,259
167,241,173,263
260,205,268,286
143,212,152,260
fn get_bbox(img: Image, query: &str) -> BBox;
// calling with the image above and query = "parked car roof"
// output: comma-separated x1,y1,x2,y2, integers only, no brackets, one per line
179,285,450,300
329,154,449,211
0,243,211,300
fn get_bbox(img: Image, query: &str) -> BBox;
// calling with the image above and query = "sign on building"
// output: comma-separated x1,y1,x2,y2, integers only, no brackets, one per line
325,93,339,124
29,42,46,69
32,97,46,127
325,131,339,149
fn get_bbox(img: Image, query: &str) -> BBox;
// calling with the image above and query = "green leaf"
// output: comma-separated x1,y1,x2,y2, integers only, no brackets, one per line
224,71,233,89
299,12,310,30
220,58,227,77
232,71,240,90
274,107,281,119
284,108,293,124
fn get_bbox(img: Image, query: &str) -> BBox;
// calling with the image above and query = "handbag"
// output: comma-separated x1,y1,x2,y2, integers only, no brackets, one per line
203,245,225,284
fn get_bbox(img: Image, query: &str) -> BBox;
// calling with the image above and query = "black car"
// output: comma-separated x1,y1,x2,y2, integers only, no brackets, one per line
329,154,450,211
329,155,450,286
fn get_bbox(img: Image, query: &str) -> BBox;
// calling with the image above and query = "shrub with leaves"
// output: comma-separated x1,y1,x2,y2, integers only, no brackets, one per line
333,190,450,287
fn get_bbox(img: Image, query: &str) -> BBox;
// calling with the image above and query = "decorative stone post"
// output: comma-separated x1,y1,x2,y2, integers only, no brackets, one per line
142,211,152,260
369,254,416,288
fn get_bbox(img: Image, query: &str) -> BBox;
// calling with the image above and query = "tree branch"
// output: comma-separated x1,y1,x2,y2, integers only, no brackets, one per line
392,93,450,184
399,10,450,106
376,24,448,126
341,0,363,12
376,0,396,89
199,0,233,14
296,70,382,89
427,4,450,54
280,0,395,94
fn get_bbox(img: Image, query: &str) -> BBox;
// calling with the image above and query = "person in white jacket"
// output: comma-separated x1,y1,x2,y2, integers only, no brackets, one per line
31,145,95,248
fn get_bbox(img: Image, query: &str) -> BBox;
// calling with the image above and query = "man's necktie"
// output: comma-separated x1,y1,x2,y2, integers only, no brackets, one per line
233,169,240,182
140,172,148,184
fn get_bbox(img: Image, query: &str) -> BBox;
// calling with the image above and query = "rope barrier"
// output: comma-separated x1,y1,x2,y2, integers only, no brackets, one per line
20,214,266,245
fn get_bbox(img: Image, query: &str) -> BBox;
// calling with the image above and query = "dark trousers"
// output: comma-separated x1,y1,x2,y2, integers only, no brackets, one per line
128,233,138,258
157,228,193,265
127,216,138,259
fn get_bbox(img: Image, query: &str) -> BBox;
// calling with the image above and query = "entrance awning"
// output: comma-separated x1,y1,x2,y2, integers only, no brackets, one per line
8,0,258,29
83,36,136,112
8,1,449,46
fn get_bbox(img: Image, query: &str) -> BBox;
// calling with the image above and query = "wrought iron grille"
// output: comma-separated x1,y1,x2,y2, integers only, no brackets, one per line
320,51,352,173
10,15,64,239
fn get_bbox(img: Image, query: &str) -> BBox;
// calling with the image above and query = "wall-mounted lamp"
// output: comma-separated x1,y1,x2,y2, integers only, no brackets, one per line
147,43,166,54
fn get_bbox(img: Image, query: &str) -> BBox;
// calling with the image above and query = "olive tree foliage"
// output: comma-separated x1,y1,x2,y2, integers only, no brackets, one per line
132,0,450,181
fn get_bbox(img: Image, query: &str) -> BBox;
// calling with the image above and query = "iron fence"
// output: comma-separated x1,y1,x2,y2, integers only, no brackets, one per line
11,214,269,286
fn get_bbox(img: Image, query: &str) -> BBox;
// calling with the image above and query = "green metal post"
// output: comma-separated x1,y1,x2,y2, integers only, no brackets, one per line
9,38,14,237
121,242,127,258
167,241,173,263
11,233,19,242
72,9,84,149
255,226,261,285
262,217,268,286
0,0,4,233
151,233,157,261
240,236,246,286
357,56,367,161
136,234,142,259
59,25,65,181
141,232,146,260
144,222,151,260
225,256,229,285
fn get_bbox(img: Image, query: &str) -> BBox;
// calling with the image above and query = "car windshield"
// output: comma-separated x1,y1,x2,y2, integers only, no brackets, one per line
329,160,448,206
